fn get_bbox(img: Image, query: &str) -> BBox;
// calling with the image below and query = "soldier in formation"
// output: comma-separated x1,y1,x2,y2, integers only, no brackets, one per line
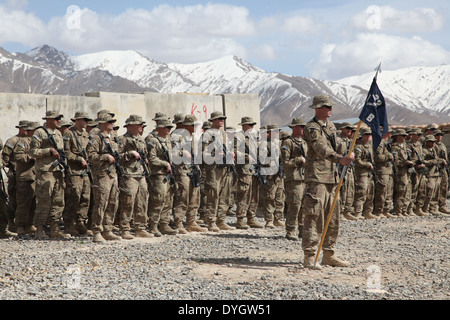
0,103,449,274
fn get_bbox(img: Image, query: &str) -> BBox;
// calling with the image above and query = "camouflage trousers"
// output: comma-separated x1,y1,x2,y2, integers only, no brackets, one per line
438,171,448,209
203,166,228,224
33,171,65,227
393,173,408,215
7,176,17,223
235,174,254,219
374,174,393,215
284,180,305,232
15,180,35,229
63,175,90,225
426,176,441,213
340,170,355,215
248,175,260,217
354,173,374,216
261,175,285,222
173,174,201,224
119,176,148,232
148,175,174,226
301,182,340,256
412,173,428,212
91,173,119,233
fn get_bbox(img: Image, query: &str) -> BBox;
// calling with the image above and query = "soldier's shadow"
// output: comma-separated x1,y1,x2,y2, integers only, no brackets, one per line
203,232,286,241
191,256,300,270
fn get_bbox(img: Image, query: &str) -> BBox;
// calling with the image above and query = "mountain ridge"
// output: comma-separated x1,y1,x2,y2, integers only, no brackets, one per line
0,44,448,126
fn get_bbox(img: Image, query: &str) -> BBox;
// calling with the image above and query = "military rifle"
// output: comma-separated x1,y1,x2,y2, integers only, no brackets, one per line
406,149,417,184
387,143,398,176
439,149,449,176
154,136,177,192
70,128,93,184
412,148,429,176
39,126,73,185
222,143,238,177
244,142,267,185
187,162,201,187
366,151,378,183
98,134,124,181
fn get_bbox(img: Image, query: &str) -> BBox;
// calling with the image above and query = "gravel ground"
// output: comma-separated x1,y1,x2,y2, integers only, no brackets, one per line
0,208,448,302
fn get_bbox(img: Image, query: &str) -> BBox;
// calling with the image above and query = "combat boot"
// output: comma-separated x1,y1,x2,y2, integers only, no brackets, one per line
343,212,358,221
265,221,275,229
175,222,187,234
102,230,122,241
415,208,428,216
76,221,93,235
187,221,208,232
383,211,396,218
0,229,18,239
65,221,79,236
439,207,450,214
208,222,220,232
353,213,363,220
217,220,235,231
236,218,249,230
303,253,321,270
135,229,154,238
364,212,380,220
322,252,350,268
274,219,285,227
50,223,71,239
25,225,37,234
16,225,26,236
247,217,264,228
286,229,299,241
34,225,49,240
159,223,178,235
121,230,134,240
149,222,162,237
93,232,106,243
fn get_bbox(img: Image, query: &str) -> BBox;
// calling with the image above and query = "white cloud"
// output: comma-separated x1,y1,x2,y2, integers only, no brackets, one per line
309,33,450,80
281,14,327,36
43,4,255,63
350,5,445,33
0,4,47,46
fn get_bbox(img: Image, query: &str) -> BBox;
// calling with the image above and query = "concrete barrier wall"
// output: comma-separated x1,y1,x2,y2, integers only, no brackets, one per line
0,92,261,144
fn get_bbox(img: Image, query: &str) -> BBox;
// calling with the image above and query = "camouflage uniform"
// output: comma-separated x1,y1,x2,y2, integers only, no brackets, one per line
353,128,378,219
281,118,308,240
146,119,178,236
420,135,442,214
13,122,39,235
117,115,154,239
171,115,207,233
408,130,429,216
390,129,412,217
87,113,122,242
259,124,285,228
0,139,17,238
29,112,69,239
201,112,234,231
337,124,357,221
234,117,263,229
63,112,93,235
434,130,450,214
1,121,30,230
373,137,395,218
300,95,350,269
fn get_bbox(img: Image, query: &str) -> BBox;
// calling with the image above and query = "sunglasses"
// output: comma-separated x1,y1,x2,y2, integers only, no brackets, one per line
322,105,333,110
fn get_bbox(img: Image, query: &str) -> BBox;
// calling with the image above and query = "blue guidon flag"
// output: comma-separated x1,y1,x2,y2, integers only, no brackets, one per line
359,74,389,153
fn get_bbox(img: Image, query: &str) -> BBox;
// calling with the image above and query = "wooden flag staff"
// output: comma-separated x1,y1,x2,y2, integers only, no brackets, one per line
314,63,382,268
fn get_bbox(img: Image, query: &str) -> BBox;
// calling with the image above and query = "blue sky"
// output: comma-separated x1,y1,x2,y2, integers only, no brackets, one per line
1,0,449,80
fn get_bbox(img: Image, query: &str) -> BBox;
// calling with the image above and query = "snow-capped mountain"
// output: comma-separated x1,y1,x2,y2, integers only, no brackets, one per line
1,44,449,126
